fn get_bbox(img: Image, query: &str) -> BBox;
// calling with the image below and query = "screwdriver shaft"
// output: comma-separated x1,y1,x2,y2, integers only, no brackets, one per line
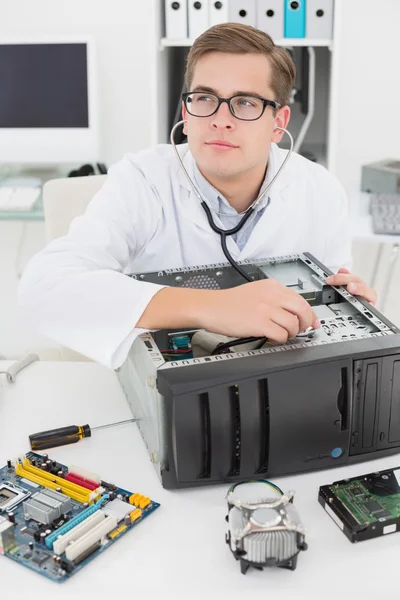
91,418,141,432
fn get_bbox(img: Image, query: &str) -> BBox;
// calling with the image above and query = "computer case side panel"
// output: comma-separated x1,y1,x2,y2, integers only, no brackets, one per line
117,337,169,479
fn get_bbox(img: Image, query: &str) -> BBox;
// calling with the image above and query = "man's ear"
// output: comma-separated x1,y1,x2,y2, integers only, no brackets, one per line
271,105,291,143
182,102,188,135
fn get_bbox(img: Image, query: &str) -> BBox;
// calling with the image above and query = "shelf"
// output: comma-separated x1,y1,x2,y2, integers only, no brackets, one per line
160,37,333,49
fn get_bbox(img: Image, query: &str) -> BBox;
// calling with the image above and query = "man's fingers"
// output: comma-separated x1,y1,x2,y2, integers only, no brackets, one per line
263,321,291,344
282,296,316,333
348,282,378,305
297,309,319,333
270,310,300,339
325,270,378,305
312,315,321,329
326,273,363,286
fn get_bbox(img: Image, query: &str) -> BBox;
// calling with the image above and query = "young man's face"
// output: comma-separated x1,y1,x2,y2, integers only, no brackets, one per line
182,52,290,182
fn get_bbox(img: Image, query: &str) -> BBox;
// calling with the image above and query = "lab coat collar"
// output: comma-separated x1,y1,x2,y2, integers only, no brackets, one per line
175,143,292,259
192,162,270,216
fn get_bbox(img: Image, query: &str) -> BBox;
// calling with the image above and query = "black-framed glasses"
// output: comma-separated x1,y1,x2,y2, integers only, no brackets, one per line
182,91,281,121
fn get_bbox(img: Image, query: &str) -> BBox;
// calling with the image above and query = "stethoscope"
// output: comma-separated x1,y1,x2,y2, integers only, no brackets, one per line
170,120,315,344
170,119,294,283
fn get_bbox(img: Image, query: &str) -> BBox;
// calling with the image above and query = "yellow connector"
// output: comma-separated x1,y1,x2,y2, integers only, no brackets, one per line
108,524,127,540
130,509,142,522
15,459,97,504
108,529,120,540
129,493,150,509
139,496,150,509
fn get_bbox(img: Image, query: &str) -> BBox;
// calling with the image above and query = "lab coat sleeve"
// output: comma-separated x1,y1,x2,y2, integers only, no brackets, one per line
18,156,166,369
320,178,353,274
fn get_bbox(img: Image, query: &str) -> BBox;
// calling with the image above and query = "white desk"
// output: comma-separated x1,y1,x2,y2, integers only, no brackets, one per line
350,192,400,311
0,360,399,599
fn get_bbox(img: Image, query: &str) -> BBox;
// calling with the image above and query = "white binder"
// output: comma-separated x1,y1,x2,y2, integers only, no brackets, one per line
165,0,188,40
209,0,229,26
306,0,334,39
256,0,284,40
188,0,210,39
229,0,256,27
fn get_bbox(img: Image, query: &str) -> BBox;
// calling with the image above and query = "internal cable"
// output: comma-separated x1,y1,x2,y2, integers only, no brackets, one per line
211,336,267,355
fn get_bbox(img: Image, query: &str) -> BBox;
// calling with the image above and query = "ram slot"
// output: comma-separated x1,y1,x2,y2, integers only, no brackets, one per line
15,460,98,504
65,515,117,562
21,459,100,499
68,465,101,484
65,474,98,491
53,511,105,556
45,495,108,550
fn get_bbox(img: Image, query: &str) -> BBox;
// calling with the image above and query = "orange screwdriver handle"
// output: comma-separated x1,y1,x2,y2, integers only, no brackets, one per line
29,424,91,450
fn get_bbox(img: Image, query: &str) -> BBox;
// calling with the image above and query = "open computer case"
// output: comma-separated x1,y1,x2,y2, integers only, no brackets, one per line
117,253,400,489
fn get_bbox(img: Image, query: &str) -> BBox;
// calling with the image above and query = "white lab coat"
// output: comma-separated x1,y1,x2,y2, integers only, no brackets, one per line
19,143,352,369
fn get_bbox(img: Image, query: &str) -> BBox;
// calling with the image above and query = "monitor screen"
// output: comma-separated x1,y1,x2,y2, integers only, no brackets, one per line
0,43,89,128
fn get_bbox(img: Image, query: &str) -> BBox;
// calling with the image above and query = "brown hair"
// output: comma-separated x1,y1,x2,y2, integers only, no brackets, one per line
184,23,296,108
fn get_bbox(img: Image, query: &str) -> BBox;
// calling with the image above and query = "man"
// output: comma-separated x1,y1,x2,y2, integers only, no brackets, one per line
19,23,376,369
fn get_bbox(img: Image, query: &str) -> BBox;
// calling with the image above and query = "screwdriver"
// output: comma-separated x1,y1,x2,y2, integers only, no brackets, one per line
29,418,142,451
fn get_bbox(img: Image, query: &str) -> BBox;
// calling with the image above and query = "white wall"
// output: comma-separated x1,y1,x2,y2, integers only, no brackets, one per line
2,0,158,167
4,0,399,185
329,0,400,192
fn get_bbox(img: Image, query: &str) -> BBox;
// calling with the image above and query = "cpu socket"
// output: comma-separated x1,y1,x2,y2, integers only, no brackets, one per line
0,483,30,512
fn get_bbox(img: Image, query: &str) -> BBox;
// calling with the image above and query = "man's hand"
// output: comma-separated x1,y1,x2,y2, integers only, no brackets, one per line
138,279,320,345
325,268,378,305
202,279,320,344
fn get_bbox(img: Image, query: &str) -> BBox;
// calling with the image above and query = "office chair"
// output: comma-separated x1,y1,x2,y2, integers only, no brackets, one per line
43,175,106,242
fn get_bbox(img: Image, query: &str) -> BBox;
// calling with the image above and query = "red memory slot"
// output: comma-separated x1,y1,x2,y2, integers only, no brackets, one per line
65,473,98,491
68,471,99,489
